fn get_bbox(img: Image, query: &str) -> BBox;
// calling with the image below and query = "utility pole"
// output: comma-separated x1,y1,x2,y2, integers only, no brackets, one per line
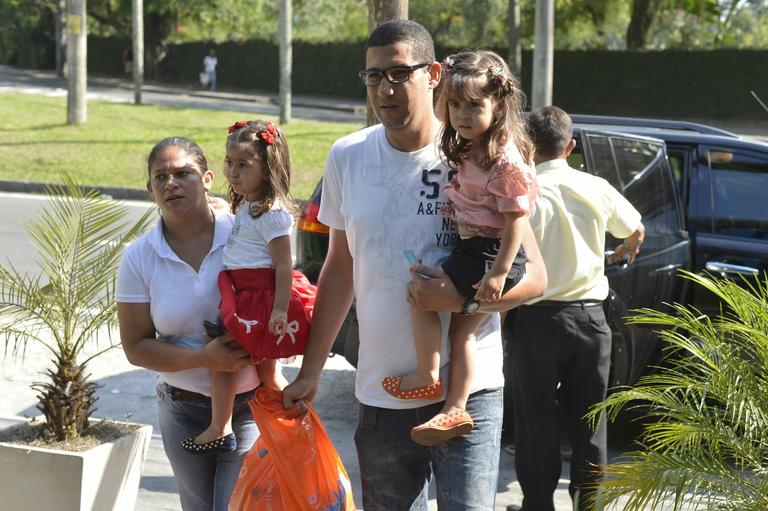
531,0,554,110
366,0,409,125
279,0,292,124
54,0,66,78
66,0,87,124
132,0,144,104
507,0,521,77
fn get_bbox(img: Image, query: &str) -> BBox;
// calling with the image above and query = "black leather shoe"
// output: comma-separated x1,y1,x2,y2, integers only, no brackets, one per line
181,433,237,455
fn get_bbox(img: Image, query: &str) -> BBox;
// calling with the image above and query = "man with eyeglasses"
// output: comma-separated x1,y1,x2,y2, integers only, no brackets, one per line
282,19,547,510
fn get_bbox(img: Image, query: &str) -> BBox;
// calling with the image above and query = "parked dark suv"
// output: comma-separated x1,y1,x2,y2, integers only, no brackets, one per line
295,115,768,403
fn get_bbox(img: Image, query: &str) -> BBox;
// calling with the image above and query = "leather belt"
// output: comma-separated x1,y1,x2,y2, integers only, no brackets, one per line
165,383,254,402
167,385,208,401
531,299,604,308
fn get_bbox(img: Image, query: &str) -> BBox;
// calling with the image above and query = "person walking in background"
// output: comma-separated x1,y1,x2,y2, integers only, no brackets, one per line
281,19,547,510
122,47,133,79
182,120,315,454
203,49,218,91
509,106,645,511
116,137,282,510
382,49,538,447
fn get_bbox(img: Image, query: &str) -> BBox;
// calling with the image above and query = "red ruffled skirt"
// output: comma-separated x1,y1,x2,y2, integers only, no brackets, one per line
218,268,316,361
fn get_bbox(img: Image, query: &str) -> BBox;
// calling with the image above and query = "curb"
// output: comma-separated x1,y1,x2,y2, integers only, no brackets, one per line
0,180,306,206
0,180,151,202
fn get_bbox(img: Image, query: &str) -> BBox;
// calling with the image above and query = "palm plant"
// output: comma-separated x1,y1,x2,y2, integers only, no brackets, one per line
587,271,768,510
0,177,153,441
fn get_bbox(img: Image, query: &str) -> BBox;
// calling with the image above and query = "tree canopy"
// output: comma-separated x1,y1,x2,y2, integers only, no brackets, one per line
82,0,768,50
2,0,767,69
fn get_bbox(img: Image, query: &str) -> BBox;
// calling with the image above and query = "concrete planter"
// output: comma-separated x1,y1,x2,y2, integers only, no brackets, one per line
0,417,152,511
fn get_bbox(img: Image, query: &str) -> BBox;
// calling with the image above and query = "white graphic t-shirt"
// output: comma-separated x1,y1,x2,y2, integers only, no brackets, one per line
319,124,504,408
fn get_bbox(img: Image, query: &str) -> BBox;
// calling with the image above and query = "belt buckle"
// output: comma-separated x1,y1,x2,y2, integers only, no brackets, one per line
169,386,183,401
167,385,192,401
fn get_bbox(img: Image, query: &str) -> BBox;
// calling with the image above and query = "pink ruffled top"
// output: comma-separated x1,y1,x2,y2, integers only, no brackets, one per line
443,143,538,238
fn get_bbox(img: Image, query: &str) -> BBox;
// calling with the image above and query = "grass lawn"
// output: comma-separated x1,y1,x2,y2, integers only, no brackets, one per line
0,92,362,199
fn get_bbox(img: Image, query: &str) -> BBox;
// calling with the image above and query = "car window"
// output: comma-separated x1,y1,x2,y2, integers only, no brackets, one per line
581,133,670,192
581,131,683,242
666,146,690,209
668,154,684,188
623,149,681,234
612,138,664,190
709,150,768,239
582,134,621,189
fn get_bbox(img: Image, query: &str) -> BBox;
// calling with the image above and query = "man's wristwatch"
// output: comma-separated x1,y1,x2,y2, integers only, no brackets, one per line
461,298,480,315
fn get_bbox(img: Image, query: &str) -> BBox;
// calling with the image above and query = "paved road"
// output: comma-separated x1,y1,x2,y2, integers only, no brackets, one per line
0,65,367,124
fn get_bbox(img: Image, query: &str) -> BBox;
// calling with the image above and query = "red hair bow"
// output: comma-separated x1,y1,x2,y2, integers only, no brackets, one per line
228,120,248,134
228,120,280,145
259,122,279,145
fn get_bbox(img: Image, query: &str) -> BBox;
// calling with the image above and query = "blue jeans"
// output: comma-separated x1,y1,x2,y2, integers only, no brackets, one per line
355,387,503,510
207,71,217,91
156,382,258,511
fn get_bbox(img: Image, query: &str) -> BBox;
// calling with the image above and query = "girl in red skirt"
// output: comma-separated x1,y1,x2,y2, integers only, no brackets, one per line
182,120,316,454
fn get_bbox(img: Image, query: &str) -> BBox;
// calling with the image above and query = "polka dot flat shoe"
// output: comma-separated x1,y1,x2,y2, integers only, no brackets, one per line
381,375,444,400
410,408,474,446
181,433,237,455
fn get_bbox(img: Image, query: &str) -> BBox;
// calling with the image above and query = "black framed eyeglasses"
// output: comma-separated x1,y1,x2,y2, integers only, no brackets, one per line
358,63,431,87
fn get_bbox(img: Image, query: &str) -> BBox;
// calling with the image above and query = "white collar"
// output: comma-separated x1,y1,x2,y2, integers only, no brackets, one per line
147,208,230,261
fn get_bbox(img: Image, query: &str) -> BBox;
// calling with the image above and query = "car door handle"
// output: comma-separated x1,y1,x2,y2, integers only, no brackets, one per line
604,250,629,268
705,261,759,276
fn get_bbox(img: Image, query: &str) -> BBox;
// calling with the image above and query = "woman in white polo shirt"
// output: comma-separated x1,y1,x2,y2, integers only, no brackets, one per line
116,137,282,511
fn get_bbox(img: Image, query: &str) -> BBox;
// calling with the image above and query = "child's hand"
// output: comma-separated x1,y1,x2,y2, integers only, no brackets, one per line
473,272,506,302
269,308,288,336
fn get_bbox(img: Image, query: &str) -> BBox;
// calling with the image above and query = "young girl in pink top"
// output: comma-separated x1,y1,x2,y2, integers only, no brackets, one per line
382,49,537,446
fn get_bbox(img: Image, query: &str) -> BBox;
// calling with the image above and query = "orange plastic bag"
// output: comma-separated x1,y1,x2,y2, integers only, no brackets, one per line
229,387,357,511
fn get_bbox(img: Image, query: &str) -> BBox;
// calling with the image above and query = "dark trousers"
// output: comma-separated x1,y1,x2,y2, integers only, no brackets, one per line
510,302,611,511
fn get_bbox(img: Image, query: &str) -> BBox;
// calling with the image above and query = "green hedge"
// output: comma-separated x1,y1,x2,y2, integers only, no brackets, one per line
550,50,768,119
88,37,131,76
155,39,368,99
66,38,768,119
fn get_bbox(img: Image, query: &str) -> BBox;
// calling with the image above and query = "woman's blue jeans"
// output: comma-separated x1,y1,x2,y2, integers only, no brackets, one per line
156,382,258,511
355,387,503,510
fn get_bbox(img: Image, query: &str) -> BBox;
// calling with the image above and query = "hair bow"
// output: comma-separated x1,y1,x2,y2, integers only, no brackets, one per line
259,122,279,145
227,120,248,134
488,66,507,87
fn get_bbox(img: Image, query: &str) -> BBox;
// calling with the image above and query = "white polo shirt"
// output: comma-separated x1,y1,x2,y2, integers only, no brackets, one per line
529,159,642,303
116,210,260,395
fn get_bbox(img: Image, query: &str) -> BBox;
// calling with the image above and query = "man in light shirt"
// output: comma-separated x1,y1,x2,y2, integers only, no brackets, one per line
203,49,218,91
509,106,645,511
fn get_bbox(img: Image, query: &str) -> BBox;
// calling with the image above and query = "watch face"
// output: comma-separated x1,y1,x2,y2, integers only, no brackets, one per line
464,299,480,314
